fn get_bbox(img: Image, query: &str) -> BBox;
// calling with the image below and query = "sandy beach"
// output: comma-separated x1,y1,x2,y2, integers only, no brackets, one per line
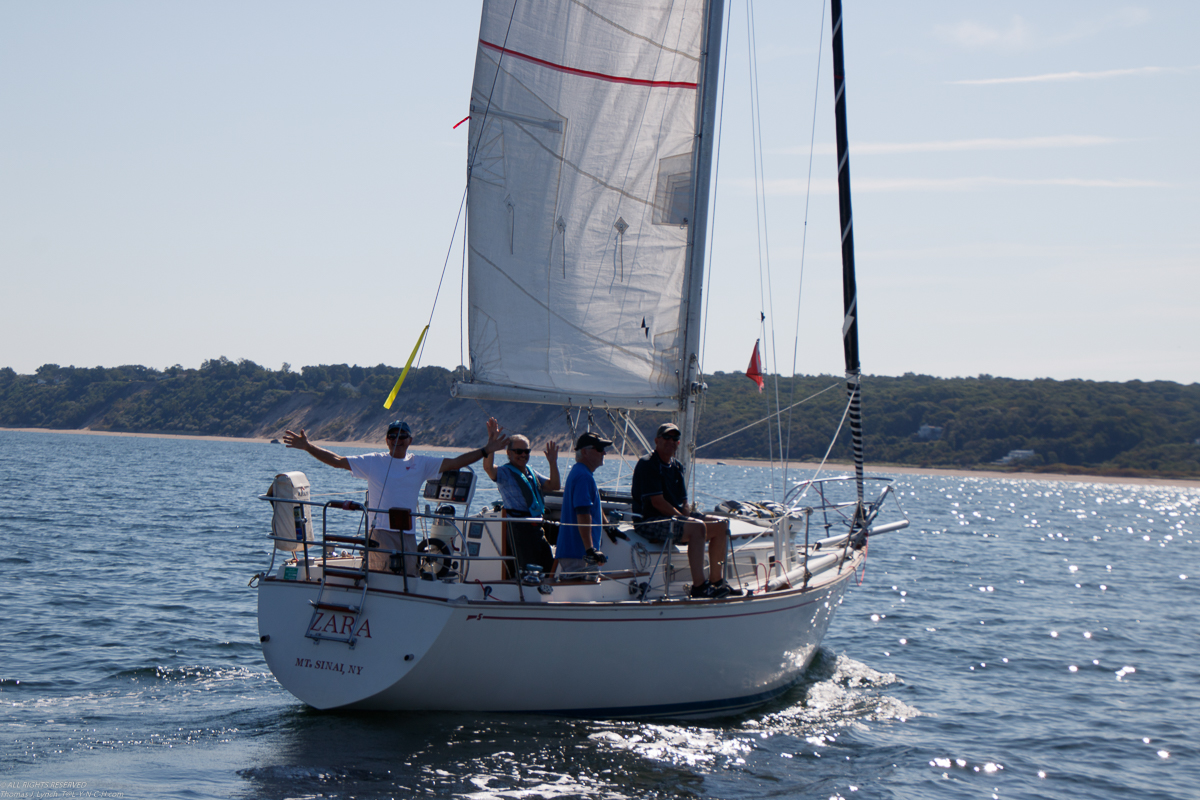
6,427,1199,489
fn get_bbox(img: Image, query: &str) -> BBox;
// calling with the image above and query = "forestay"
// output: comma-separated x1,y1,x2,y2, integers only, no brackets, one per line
457,0,705,410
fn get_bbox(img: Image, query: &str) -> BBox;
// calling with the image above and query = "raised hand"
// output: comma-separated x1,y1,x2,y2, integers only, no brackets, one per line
282,429,309,450
485,420,510,454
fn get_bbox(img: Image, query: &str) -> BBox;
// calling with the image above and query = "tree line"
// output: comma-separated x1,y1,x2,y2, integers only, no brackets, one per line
2,360,1199,478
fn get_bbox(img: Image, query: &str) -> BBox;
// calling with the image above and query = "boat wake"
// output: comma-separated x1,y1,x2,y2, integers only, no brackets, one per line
228,652,917,800
575,649,917,774
759,651,917,729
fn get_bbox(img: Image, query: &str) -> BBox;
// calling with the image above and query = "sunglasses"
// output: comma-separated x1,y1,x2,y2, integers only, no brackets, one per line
508,448,531,456
661,433,681,442
386,431,411,440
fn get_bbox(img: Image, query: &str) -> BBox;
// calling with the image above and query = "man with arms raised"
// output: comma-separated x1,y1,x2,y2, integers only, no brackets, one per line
483,434,560,575
283,418,508,572
631,422,738,598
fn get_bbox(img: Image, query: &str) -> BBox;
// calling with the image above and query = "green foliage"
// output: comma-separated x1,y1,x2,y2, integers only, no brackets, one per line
686,372,1200,477
0,359,411,438
1,362,1198,477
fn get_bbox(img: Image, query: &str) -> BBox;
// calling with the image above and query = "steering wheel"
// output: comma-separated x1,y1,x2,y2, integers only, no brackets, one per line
417,537,453,579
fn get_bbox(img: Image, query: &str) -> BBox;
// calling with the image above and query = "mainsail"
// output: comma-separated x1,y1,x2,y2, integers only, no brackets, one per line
455,0,707,410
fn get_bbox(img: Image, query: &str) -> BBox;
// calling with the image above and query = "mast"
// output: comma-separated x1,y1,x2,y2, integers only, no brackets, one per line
830,0,866,516
679,0,725,478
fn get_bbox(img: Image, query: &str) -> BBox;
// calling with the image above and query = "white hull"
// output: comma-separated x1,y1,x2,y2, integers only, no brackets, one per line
257,551,860,716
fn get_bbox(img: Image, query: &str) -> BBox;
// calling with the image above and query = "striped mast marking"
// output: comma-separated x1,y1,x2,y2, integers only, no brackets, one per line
830,0,865,520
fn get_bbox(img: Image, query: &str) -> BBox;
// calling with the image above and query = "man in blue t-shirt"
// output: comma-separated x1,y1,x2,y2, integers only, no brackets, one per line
556,431,612,578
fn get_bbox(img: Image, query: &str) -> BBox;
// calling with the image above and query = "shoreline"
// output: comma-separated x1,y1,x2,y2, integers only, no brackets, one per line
5,426,1199,489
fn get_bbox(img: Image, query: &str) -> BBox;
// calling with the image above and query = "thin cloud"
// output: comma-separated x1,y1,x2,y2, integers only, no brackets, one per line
953,66,1183,85
935,16,1033,49
936,9,1150,51
1055,8,1150,44
762,176,1167,195
856,177,1168,191
781,135,1121,157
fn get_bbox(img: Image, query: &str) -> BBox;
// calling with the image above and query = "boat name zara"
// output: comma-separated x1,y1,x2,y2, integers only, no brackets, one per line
308,613,372,639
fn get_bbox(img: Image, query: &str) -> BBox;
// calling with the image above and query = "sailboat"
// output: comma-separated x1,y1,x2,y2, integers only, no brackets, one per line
255,0,907,717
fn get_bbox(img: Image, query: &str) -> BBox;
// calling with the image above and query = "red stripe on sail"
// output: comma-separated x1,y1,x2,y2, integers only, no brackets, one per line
479,40,697,90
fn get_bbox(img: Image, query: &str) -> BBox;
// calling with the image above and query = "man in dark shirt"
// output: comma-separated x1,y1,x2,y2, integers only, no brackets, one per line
631,423,736,598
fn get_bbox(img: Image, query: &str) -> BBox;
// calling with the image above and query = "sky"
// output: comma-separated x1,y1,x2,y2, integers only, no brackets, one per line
2,1,1197,384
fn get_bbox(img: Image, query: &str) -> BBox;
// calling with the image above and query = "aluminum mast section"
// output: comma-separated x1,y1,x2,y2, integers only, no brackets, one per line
679,0,725,479
830,0,866,518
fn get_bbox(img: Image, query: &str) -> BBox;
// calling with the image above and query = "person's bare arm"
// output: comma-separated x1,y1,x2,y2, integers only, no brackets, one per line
649,494,682,517
482,417,500,480
283,429,350,471
541,440,561,492
439,419,510,472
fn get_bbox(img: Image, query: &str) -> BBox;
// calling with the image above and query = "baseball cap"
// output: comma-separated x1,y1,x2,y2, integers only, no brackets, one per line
386,420,412,436
575,431,614,451
656,422,681,438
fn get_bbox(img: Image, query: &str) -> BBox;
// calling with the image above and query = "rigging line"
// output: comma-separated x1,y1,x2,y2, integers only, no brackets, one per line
452,0,520,375
686,363,709,499
783,0,827,488
618,409,653,455
787,385,854,511
757,315,776,482
603,408,634,470
458,185,469,370
743,1,772,478
694,380,840,450
466,0,521,176
605,408,652,461
743,0,777,496
418,184,469,374
695,370,711,496
604,408,649,486
698,0,735,376
746,0,786,499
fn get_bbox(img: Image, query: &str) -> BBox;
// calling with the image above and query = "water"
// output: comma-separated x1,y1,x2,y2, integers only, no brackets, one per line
1,429,1196,799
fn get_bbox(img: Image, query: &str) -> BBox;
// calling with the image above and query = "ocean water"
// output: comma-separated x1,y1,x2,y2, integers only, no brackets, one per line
1,429,1196,799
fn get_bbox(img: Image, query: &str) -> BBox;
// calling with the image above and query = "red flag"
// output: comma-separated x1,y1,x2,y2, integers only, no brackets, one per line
746,340,764,392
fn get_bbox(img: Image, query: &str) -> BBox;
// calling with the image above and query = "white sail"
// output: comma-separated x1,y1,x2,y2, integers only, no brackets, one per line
458,0,705,409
